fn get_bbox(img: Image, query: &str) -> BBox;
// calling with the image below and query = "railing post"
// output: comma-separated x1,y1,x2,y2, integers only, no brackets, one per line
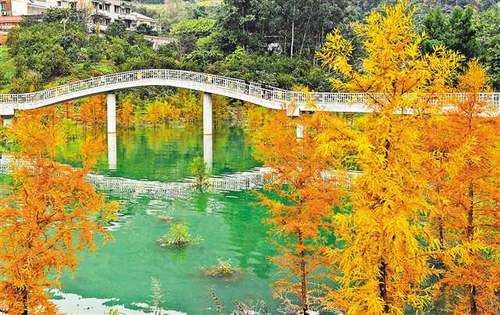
203,92,213,170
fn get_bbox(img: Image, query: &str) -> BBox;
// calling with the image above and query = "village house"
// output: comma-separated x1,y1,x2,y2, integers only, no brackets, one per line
0,0,159,43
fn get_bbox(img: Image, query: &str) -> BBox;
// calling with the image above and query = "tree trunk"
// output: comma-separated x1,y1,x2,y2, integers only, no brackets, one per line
299,15,311,57
466,182,474,241
22,289,29,315
470,285,478,315
290,0,295,57
438,216,444,249
378,259,389,313
298,231,308,314
466,181,477,314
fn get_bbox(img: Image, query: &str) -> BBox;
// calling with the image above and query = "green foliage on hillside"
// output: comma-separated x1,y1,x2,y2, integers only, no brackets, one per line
0,46,15,92
5,11,178,93
421,5,499,88
0,0,498,94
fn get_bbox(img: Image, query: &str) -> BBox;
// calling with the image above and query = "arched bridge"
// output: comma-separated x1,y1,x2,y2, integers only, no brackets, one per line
1,69,498,117
1,69,498,172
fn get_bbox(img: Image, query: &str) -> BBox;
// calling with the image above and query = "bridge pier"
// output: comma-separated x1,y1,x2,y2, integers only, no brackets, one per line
296,124,304,139
107,93,117,170
203,92,213,136
1,115,13,128
203,134,213,172
203,92,213,170
107,132,117,170
107,93,117,134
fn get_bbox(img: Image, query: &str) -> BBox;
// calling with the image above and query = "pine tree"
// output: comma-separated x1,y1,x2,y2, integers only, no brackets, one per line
316,1,460,313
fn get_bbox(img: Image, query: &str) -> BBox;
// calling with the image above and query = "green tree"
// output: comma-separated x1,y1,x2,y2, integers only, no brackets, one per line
271,0,354,57
136,23,158,36
421,7,450,54
421,6,479,59
218,0,272,51
106,20,128,38
475,6,499,89
170,18,217,53
448,6,479,59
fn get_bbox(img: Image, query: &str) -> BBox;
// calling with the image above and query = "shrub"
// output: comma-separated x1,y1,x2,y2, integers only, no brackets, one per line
190,157,209,191
157,223,201,249
201,258,242,278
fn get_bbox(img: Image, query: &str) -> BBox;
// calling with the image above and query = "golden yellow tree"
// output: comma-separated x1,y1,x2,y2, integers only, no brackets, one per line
118,98,135,128
79,95,106,127
316,1,460,313
426,61,499,314
0,109,117,314
251,110,345,314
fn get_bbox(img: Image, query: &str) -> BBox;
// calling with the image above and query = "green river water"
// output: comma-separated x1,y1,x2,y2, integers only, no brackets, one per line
53,125,279,314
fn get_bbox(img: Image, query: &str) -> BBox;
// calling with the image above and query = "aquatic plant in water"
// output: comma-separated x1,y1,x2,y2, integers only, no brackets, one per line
149,277,165,315
157,223,201,248
210,288,271,314
190,157,210,191
201,258,242,278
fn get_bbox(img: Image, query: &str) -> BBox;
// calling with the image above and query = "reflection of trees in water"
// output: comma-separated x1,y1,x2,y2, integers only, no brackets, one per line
56,126,106,169
144,125,202,179
118,129,138,163
214,126,260,174
218,192,276,279
56,124,260,181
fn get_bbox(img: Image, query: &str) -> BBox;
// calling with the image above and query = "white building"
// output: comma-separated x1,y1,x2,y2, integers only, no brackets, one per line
89,0,159,31
0,0,159,32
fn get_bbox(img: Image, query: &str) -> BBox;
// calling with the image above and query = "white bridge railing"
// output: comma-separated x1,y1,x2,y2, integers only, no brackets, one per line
0,69,498,113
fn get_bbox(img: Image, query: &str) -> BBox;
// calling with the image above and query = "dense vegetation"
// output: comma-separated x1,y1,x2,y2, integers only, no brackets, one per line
1,0,497,94
0,0,498,314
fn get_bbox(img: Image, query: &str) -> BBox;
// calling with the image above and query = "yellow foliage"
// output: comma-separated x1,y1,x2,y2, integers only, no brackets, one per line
79,95,106,127
253,111,345,312
316,1,461,313
118,99,135,128
0,110,118,314
425,61,499,314
7,108,63,159
144,99,181,126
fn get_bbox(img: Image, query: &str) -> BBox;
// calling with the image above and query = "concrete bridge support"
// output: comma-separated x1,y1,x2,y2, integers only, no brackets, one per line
107,132,117,170
107,93,117,170
2,116,13,128
203,93,213,170
296,124,304,139
107,93,117,134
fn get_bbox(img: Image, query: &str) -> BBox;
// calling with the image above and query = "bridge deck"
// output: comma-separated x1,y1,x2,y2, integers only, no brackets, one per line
0,69,498,116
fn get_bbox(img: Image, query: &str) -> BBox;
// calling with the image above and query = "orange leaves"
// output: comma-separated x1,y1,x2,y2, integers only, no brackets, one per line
118,98,135,128
7,107,63,159
424,62,500,314
314,1,465,313
252,110,344,312
0,108,118,313
314,1,497,312
79,95,106,127
81,133,106,170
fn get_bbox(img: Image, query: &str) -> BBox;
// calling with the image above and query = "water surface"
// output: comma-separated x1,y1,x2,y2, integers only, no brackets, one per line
58,124,260,182
56,125,277,313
